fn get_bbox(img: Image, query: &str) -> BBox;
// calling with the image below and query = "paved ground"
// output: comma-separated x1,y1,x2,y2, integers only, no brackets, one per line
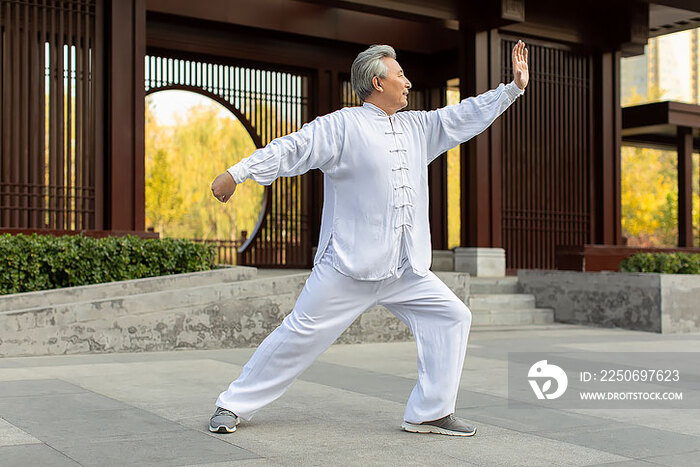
1,324,699,466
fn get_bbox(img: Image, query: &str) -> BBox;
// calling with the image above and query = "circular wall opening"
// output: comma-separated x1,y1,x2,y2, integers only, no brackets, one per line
145,90,264,259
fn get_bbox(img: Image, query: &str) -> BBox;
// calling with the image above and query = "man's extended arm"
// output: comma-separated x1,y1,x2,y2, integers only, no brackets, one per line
211,111,344,203
422,40,529,164
421,82,525,164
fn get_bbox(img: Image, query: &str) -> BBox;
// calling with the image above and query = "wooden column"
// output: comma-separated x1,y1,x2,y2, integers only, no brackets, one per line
427,87,448,250
489,28,504,248
308,68,338,259
592,50,622,245
459,25,493,248
677,125,693,247
105,0,146,231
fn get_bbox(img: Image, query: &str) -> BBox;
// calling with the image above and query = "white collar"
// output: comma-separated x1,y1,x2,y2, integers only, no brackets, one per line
362,101,392,117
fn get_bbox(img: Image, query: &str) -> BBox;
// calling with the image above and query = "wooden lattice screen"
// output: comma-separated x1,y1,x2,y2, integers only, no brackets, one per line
0,0,100,230
501,38,592,269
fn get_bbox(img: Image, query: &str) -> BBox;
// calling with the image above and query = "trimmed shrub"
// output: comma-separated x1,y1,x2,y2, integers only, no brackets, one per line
619,252,700,274
0,234,215,295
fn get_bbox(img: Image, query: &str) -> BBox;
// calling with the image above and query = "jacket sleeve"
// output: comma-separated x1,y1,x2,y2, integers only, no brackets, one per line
227,110,345,185
420,81,524,164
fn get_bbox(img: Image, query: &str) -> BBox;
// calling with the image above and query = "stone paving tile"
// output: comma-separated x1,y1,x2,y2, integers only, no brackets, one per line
55,430,259,467
0,378,87,397
5,406,188,446
0,379,192,448
640,449,700,467
558,340,700,352
0,443,80,466
0,390,127,419
0,417,42,447
581,460,660,466
568,408,700,437
0,349,220,369
460,404,609,433
298,360,415,401
318,341,419,375
536,423,700,459
453,390,509,409
266,446,480,467
8,360,240,414
185,460,284,467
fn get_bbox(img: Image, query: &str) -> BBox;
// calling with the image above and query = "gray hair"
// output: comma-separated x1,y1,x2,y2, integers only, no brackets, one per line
351,45,396,101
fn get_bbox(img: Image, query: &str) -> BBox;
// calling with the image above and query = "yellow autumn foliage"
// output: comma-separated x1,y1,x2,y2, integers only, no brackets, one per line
145,94,264,241
446,87,461,249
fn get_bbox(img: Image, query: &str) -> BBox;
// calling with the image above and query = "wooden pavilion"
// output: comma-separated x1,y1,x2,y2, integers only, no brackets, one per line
1,0,699,273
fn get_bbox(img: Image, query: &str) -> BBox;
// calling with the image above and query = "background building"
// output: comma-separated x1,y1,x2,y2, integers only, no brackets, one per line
622,26,700,105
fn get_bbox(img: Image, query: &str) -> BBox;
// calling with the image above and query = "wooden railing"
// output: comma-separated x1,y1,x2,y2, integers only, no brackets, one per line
189,231,248,265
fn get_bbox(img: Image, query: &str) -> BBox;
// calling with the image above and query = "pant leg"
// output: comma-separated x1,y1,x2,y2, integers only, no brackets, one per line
216,255,379,421
377,270,472,424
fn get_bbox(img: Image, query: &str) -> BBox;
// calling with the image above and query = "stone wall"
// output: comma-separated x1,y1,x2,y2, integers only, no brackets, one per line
660,275,700,333
518,270,700,333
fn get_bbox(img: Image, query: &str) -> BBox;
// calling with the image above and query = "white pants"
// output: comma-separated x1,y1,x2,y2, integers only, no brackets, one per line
216,250,472,424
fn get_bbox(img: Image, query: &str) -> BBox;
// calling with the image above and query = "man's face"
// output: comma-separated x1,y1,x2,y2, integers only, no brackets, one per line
375,57,412,112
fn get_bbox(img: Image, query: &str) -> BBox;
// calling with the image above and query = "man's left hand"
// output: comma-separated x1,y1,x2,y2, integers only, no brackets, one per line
513,40,529,90
211,171,237,203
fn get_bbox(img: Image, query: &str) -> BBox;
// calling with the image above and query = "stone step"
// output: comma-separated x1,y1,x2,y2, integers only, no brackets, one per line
471,308,554,326
0,266,258,313
469,277,521,294
468,294,536,310
1,272,311,330
433,271,469,302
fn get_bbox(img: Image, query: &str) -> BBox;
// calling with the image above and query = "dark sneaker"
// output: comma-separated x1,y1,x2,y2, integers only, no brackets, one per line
402,414,476,437
209,407,240,433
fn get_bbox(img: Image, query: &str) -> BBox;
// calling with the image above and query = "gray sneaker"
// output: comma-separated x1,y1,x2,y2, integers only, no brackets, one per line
209,407,240,433
402,414,476,437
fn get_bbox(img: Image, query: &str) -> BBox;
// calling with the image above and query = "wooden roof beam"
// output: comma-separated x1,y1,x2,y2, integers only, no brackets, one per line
146,0,458,54
297,0,459,25
457,0,525,31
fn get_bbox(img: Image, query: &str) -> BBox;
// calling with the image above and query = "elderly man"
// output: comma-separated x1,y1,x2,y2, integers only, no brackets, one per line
210,41,529,436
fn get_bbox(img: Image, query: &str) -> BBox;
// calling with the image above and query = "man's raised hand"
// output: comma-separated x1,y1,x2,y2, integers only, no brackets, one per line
513,40,529,90
211,171,237,203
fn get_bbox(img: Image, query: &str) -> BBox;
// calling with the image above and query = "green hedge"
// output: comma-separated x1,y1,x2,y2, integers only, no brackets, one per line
0,234,216,295
619,252,700,274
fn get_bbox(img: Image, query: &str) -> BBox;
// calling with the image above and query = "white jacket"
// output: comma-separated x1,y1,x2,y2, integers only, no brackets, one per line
228,81,525,280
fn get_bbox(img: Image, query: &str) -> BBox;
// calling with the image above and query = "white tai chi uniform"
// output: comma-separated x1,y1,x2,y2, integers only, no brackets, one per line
217,81,525,423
